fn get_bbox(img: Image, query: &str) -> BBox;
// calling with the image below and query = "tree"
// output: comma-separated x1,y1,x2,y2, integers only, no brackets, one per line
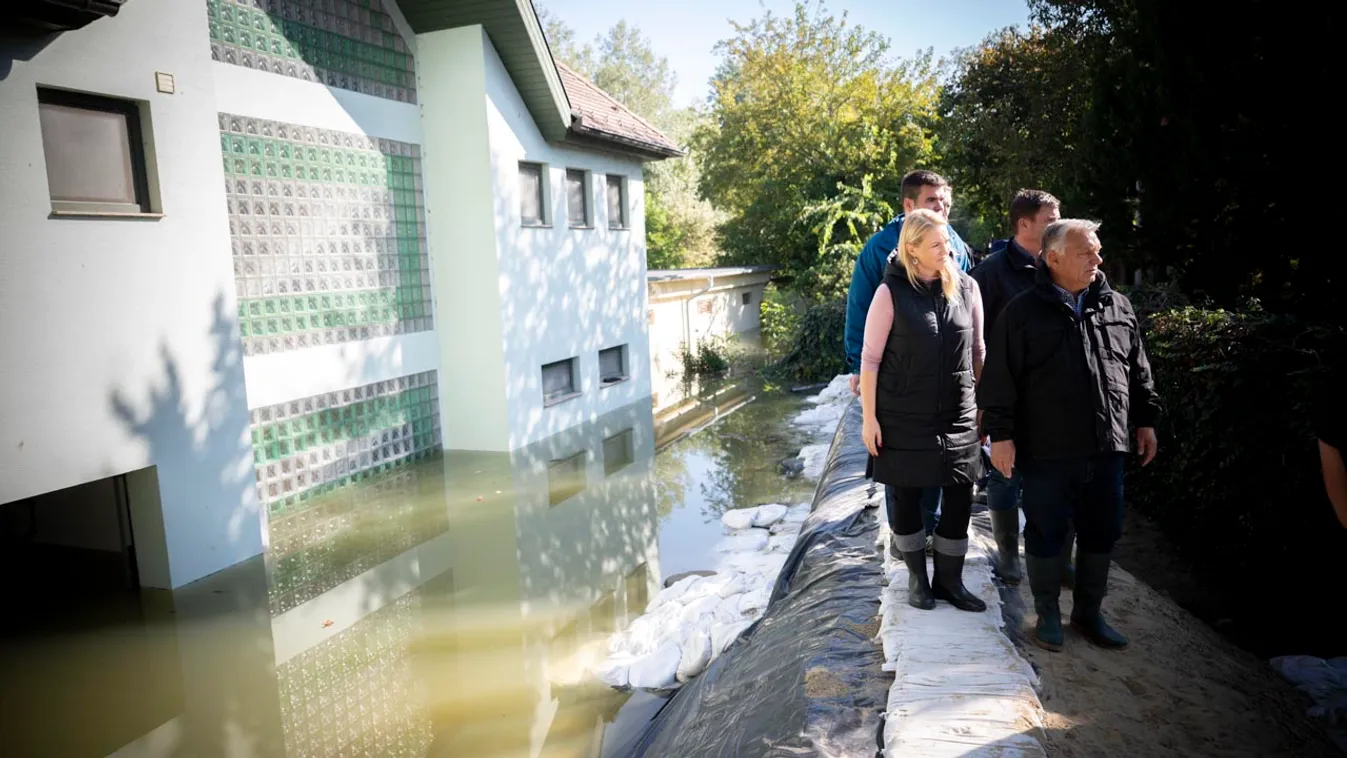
695,1,941,280
793,174,893,301
942,0,1337,317
938,27,1100,254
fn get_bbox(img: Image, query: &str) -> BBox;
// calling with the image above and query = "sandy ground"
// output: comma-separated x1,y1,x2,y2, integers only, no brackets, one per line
1006,562,1339,756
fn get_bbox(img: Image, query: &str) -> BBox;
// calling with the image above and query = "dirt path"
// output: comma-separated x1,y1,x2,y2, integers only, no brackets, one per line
1006,564,1338,757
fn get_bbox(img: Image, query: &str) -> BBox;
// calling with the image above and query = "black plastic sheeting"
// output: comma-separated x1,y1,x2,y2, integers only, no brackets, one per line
614,400,893,757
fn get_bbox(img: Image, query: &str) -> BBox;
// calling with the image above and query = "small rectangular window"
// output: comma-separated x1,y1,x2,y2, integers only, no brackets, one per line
519,162,546,226
599,345,628,386
742,291,752,306
603,429,635,477
542,357,578,405
566,169,590,227
606,175,627,229
547,450,587,506
38,88,152,215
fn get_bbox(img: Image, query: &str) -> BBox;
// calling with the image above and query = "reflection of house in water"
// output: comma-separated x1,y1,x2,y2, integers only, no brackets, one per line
15,400,660,757
653,379,757,451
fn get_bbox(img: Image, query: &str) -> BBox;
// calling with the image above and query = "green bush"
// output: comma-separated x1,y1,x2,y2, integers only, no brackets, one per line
760,283,803,358
1130,307,1347,656
770,298,848,384
678,337,731,377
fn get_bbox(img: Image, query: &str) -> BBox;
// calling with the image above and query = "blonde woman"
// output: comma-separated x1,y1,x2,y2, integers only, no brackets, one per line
859,208,986,611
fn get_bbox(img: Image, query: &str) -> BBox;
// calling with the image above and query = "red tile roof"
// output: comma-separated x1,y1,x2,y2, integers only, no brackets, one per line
555,61,683,159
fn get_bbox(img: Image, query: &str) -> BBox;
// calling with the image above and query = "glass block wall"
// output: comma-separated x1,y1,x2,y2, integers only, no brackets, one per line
207,0,417,104
220,113,431,356
250,372,441,517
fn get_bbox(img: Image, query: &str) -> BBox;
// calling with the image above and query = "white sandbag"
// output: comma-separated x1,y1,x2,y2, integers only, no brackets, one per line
784,503,811,523
721,508,756,530
681,573,731,601
628,642,682,690
676,627,714,683
750,503,789,527
595,656,632,689
716,528,769,553
679,593,722,624
799,444,830,479
646,574,703,613
738,586,771,616
768,534,798,553
770,519,801,535
716,574,747,598
711,620,754,657
613,602,683,656
713,594,747,624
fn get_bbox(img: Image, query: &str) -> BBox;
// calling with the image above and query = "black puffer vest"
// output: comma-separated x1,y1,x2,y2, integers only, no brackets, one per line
870,260,981,488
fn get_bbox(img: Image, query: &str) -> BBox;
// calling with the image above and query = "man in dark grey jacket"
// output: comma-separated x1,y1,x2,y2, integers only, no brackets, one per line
971,189,1069,589
978,219,1162,653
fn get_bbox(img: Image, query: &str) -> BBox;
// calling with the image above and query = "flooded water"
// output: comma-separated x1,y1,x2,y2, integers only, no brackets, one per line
1,380,814,757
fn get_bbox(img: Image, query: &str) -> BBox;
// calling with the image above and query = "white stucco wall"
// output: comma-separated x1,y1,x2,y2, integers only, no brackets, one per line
416,26,514,452
0,0,259,588
482,39,653,450
417,26,654,451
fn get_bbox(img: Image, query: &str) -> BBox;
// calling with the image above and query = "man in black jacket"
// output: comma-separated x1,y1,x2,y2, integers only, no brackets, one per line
978,219,1161,653
972,189,1067,588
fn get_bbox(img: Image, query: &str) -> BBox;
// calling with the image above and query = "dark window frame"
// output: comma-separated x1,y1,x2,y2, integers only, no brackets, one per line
542,357,580,406
565,168,591,228
606,174,627,229
599,344,629,387
519,161,548,227
37,87,152,215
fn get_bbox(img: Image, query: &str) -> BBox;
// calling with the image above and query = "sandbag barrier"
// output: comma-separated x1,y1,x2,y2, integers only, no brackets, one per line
619,396,893,757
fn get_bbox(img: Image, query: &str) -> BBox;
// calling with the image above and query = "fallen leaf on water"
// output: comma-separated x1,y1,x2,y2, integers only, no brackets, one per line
322,619,334,628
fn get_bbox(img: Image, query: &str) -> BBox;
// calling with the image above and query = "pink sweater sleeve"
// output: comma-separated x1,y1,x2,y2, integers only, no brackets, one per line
861,283,894,374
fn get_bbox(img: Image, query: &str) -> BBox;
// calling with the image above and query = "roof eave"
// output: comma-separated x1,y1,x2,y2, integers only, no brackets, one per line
398,0,571,142
564,123,685,161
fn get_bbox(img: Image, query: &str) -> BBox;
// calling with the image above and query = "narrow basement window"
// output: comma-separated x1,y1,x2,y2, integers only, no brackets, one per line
599,345,628,387
542,357,579,405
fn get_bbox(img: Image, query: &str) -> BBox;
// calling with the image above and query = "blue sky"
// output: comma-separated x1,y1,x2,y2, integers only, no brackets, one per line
537,0,1033,107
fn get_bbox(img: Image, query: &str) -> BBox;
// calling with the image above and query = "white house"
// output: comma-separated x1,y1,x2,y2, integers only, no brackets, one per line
0,0,680,590
646,265,775,414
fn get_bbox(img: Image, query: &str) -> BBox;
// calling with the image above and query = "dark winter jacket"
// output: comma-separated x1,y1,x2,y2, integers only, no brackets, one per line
971,238,1038,330
870,262,981,487
977,266,1162,462
844,214,972,373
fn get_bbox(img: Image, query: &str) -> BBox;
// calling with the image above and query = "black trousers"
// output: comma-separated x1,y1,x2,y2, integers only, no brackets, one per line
888,484,973,540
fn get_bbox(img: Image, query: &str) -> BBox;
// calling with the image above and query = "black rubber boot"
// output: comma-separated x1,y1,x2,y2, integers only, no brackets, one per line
1070,551,1129,649
900,550,936,610
1059,523,1077,590
1024,553,1064,651
930,536,987,612
990,508,1023,586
